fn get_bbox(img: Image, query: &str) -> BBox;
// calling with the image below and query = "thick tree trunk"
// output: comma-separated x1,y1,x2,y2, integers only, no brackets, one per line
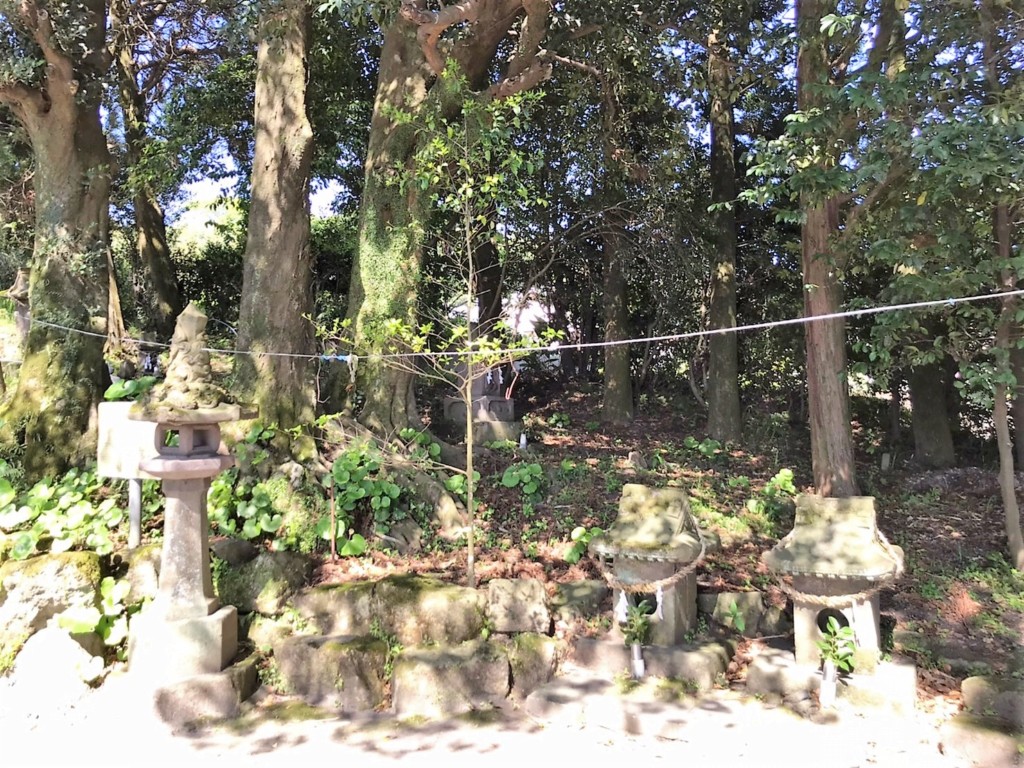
113,25,182,338
797,0,858,497
236,0,317,430
601,212,633,424
706,27,742,442
907,362,956,469
345,18,433,434
0,0,111,478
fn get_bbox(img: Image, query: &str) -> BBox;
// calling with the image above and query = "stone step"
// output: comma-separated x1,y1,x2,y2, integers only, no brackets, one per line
938,713,1024,768
292,575,486,646
392,639,511,720
961,675,1024,729
571,636,735,692
745,645,917,713
274,634,388,712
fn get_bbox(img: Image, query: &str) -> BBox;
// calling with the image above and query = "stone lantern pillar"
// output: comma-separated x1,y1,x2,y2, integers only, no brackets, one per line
126,303,256,683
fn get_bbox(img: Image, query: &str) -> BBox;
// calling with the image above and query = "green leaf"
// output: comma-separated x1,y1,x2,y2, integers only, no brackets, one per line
260,513,283,532
315,517,335,540
57,605,102,634
339,533,367,557
241,518,261,539
10,531,37,560
0,505,36,531
0,478,15,508
101,614,129,646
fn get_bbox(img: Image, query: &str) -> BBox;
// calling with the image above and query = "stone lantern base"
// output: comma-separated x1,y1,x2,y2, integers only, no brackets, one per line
791,575,881,670
611,559,697,646
128,605,238,683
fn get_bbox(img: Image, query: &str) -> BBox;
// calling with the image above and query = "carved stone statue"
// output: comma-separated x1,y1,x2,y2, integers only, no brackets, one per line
138,302,232,412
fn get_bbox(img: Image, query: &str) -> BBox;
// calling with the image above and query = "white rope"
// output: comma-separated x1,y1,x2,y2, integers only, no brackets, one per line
26,288,1024,364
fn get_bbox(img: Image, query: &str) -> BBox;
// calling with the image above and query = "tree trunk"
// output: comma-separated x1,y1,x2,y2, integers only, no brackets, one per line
907,362,956,469
797,0,858,497
706,27,742,442
802,202,858,496
1012,347,1024,467
112,14,182,338
345,18,433,434
602,212,633,424
994,204,1024,569
0,0,111,478
236,0,316,430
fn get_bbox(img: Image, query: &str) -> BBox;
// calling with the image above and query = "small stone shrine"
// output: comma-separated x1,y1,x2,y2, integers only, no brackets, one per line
442,362,520,442
126,303,256,683
762,495,903,669
589,484,705,646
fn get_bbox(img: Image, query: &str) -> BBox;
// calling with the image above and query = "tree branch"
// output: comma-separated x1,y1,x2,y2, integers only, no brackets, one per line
505,0,548,80
19,0,76,90
837,162,908,244
400,0,482,76
0,81,44,117
489,56,551,98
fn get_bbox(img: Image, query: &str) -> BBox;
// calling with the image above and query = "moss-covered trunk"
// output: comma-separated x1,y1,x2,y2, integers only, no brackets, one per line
236,0,316,429
0,0,111,478
345,19,433,434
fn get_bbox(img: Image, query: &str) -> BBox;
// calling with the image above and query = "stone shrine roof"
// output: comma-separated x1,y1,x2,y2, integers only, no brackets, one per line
589,484,702,563
762,495,900,580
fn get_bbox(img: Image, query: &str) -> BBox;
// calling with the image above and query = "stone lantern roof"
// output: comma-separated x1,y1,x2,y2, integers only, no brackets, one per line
762,495,901,581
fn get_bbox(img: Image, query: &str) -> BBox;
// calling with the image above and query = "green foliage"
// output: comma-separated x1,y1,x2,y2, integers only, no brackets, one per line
726,602,746,634
622,599,653,647
56,576,136,650
234,421,277,474
547,412,571,430
817,616,857,673
207,474,284,541
683,436,724,460
565,525,603,565
744,468,797,534
399,427,441,463
369,616,402,680
500,462,544,498
103,376,157,402
0,465,124,559
317,444,406,554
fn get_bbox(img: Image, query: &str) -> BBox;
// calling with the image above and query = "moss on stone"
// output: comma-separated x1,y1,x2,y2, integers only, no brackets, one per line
321,636,387,656
263,475,323,554
0,630,28,675
1,550,102,585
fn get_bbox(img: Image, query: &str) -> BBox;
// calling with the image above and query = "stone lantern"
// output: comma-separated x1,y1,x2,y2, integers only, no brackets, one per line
762,495,903,669
588,484,705,646
126,303,256,683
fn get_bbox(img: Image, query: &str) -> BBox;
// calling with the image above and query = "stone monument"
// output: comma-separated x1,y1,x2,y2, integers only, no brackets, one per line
762,495,903,669
589,484,705,646
442,362,520,442
126,303,255,683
